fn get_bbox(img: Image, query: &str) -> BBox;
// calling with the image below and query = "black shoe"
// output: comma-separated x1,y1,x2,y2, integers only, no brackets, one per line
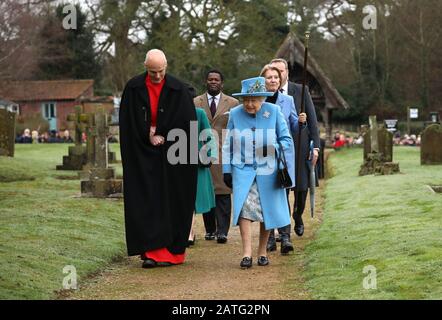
280,237,294,254
275,234,281,242
157,261,174,267
266,237,277,252
187,235,196,247
142,258,157,268
294,214,304,237
294,224,304,237
257,256,269,266
217,234,227,244
205,232,215,240
240,257,252,269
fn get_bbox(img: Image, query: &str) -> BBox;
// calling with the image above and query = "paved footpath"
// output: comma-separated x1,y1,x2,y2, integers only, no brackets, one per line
64,184,324,300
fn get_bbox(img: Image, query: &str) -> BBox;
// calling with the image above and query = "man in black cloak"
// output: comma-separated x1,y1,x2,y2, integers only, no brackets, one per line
119,49,198,268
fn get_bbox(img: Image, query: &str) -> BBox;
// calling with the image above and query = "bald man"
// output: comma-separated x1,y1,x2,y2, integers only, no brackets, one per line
119,49,198,268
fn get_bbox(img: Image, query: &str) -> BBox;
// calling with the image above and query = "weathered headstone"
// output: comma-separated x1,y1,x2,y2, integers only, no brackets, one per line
80,108,122,198
0,109,16,157
363,119,393,162
359,115,400,176
57,106,117,170
56,106,87,170
429,185,442,193
421,124,442,165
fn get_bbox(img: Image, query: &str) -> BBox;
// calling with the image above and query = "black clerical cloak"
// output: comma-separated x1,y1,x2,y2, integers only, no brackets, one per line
119,72,198,256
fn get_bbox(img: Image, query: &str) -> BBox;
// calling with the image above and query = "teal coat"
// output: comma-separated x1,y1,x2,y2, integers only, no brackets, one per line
222,103,293,230
195,108,216,213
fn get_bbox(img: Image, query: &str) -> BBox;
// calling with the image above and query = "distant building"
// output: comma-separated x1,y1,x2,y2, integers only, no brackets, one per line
0,79,94,131
275,33,350,145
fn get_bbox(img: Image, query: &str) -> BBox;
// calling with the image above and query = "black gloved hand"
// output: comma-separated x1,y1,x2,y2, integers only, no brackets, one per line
223,173,232,189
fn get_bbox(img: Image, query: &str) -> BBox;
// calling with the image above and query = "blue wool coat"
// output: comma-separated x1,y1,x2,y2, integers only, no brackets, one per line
222,102,293,230
275,93,298,188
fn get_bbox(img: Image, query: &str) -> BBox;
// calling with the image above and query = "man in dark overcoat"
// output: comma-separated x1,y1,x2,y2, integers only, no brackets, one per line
270,58,320,242
119,49,198,268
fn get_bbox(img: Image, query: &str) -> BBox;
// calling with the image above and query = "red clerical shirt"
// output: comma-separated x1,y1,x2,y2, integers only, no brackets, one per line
145,75,165,127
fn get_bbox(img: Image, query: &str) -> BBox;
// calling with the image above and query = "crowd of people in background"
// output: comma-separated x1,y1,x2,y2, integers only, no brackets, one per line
393,132,421,146
15,128,74,144
332,132,362,149
332,130,421,150
15,128,119,144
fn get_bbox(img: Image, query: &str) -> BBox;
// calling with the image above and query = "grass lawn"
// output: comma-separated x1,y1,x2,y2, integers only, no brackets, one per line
0,143,125,299
303,146,442,299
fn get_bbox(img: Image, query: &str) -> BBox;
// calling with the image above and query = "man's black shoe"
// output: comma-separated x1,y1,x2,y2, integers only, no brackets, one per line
157,261,174,267
205,232,215,240
217,234,227,244
294,214,304,237
294,224,304,236
240,257,252,269
266,237,277,252
280,238,294,254
142,258,157,268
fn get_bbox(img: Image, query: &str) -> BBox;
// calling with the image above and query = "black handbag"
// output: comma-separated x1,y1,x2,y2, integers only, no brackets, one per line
276,142,292,188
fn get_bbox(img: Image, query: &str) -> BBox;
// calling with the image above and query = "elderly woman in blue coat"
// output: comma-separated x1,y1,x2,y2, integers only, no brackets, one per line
222,77,294,269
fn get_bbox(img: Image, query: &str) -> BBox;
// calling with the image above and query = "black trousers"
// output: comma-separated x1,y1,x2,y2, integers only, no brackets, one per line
270,189,308,240
202,194,232,236
293,190,308,219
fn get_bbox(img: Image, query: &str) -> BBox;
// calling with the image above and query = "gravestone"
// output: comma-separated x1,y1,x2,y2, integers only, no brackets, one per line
80,108,122,198
421,124,442,165
56,106,87,170
57,106,117,170
359,115,400,176
0,109,16,157
363,121,393,162
429,186,442,193
108,150,117,163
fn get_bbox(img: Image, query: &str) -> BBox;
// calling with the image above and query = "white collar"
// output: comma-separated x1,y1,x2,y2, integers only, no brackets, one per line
207,92,221,106
207,92,221,100
280,82,288,95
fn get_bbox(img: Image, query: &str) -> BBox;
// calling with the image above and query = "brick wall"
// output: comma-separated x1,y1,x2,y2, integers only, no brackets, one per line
17,100,80,131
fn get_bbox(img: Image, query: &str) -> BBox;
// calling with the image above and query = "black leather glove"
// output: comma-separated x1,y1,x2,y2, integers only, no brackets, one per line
223,173,232,189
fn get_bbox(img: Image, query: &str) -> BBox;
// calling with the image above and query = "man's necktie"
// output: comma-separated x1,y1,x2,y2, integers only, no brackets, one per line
210,96,216,117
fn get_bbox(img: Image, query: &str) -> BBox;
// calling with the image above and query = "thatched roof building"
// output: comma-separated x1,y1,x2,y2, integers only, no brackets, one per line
275,32,350,144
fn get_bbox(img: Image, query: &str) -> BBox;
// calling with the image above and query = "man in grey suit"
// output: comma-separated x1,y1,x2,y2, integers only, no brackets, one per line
194,70,239,243
269,58,320,249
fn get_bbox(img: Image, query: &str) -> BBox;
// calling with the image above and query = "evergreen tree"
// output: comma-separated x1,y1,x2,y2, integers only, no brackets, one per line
38,3,100,80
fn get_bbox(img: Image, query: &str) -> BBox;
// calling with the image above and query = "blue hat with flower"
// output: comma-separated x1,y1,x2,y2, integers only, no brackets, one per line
232,77,274,97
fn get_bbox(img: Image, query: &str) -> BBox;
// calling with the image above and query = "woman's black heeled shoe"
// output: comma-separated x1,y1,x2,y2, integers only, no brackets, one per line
188,235,196,247
257,256,269,266
240,257,252,269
